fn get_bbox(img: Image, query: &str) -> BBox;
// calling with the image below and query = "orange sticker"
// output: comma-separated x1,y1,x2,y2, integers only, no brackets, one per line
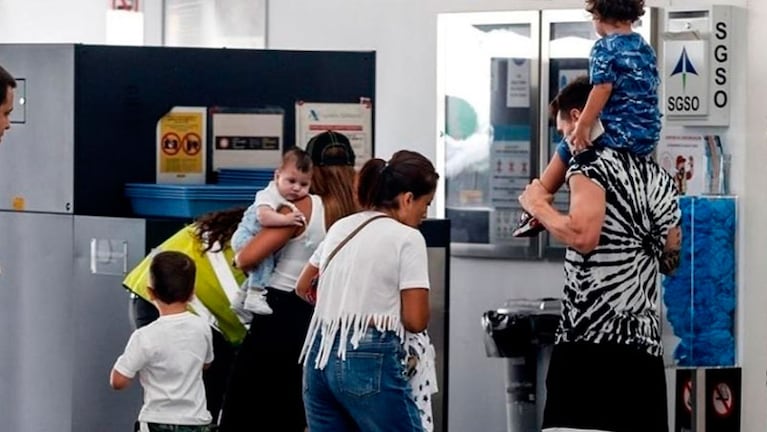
12,196,25,211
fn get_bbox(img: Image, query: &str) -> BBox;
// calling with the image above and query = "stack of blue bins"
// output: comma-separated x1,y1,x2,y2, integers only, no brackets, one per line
125,183,257,218
217,168,274,187
126,169,274,218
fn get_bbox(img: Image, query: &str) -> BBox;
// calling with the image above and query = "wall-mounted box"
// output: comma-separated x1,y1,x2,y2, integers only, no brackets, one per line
663,6,739,126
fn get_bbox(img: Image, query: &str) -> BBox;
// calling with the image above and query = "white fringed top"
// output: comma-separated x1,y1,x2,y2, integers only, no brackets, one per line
299,211,430,369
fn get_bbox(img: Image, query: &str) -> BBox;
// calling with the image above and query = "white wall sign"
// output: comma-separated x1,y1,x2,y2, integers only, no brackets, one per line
295,101,373,169
664,39,709,116
506,58,530,108
211,110,284,170
105,10,144,45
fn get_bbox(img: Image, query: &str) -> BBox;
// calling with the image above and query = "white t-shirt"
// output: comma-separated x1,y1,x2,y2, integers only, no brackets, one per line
254,180,300,214
113,312,214,425
254,181,286,210
300,211,430,369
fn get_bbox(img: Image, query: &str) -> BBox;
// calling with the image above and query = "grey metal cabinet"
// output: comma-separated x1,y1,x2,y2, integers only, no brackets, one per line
0,212,145,432
72,216,145,432
0,212,74,431
0,45,75,214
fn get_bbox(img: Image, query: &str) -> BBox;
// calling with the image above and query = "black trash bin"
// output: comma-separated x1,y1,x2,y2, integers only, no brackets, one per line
482,298,561,432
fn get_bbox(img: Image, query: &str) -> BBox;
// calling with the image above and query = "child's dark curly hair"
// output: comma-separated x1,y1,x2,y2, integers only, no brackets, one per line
194,206,247,253
586,0,645,23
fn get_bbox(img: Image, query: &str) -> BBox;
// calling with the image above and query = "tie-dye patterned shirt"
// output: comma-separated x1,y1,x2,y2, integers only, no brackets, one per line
560,148,681,356
590,32,660,156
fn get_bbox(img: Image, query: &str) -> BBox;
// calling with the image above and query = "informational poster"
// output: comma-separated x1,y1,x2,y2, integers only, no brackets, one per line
211,108,284,170
656,128,708,196
558,69,588,91
506,58,530,108
295,101,373,169
490,139,531,207
489,130,531,244
156,106,206,184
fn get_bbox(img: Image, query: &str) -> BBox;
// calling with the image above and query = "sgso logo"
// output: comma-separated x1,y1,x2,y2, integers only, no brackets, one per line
667,46,700,112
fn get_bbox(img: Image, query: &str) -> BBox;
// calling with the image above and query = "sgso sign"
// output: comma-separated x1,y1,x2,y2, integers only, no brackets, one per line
665,40,708,115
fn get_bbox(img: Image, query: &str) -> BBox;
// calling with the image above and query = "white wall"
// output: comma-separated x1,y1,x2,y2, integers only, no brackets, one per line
0,0,162,45
742,1,767,432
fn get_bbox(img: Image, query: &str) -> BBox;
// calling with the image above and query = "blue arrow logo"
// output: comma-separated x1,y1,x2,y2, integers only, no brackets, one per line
670,47,699,92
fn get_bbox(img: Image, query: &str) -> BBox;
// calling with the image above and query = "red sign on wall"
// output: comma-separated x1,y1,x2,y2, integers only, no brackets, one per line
111,0,139,11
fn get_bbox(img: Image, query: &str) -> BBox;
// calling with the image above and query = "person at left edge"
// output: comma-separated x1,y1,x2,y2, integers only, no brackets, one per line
0,64,17,143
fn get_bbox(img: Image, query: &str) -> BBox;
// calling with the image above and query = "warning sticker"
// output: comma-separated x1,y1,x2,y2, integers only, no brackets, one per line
683,379,693,413
161,132,181,156
712,382,734,417
156,107,206,183
183,132,202,156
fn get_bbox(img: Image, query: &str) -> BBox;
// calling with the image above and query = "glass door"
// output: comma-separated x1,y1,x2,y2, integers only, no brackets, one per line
438,11,540,258
540,9,656,258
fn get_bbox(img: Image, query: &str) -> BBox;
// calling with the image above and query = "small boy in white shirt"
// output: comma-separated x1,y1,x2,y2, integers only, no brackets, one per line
110,251,214,432
230,148,313,318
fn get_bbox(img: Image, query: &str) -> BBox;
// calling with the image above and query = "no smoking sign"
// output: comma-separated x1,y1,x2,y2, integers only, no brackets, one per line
682,379,693,413
676,367,740,432
712,382,734,417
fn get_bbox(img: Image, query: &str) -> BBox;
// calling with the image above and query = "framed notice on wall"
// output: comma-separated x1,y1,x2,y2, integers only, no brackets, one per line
295,101,373,169
210,107,284,170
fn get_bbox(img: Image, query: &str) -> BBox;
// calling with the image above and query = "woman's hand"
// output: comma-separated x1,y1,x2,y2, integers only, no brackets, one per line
235,196,312,271
296,263,319,305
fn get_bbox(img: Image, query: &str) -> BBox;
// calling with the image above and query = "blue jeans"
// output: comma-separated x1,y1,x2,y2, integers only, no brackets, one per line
303,329,423,431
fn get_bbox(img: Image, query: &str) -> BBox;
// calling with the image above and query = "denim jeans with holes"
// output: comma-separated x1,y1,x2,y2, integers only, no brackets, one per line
303,328,424,431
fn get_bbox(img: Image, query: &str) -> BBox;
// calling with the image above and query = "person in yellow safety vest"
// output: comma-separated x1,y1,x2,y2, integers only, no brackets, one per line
122,206,248,424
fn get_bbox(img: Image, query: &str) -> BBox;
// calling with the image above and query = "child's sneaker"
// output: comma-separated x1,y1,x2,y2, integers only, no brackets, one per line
512,211,545,237
230,289,253,324
244,288,273,315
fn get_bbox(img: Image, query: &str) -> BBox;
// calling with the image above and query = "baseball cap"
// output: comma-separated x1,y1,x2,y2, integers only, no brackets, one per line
305,131,356,167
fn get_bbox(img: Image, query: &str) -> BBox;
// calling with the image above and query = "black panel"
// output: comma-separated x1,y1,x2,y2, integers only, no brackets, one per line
445,207,489,244
73,45,375,217
144,218,188,254
419,218,451,248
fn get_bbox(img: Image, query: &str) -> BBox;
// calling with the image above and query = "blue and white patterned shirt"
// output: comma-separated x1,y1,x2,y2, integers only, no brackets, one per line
590,32,661,156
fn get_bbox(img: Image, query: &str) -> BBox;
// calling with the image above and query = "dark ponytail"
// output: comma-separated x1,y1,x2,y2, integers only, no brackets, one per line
357,150,438,210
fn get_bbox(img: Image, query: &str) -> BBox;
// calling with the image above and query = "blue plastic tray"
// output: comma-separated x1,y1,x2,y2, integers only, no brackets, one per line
125,183,257,218
127,195,252,218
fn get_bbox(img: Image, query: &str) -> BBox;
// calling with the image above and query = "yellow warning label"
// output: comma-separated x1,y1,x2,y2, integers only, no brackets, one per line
158,112,204,174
